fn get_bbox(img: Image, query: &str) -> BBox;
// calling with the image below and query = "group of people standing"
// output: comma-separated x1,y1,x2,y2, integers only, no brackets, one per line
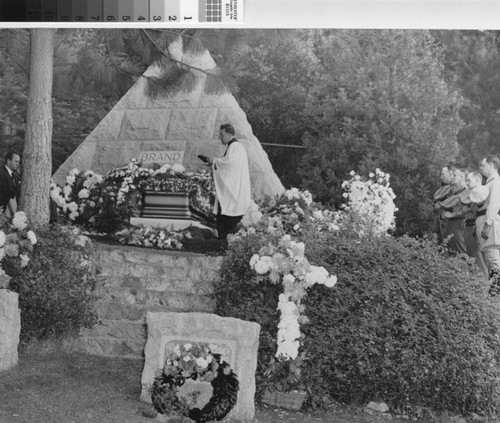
434,154,500,293
0,152,21,218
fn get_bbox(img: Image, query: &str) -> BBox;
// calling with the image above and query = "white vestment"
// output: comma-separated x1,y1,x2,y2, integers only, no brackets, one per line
477,174,500,250
212,141,251,216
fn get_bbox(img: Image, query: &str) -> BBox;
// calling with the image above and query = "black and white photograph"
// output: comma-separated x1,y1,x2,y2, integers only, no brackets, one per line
1,3,500,422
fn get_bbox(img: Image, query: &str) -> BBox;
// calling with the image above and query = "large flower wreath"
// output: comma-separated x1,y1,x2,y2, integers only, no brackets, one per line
151,342,239,422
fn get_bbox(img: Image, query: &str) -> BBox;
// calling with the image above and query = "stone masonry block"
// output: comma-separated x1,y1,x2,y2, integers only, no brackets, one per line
167,109,218,141
113,77,149,110
0,290,20,372
95,301,146,321
119,110,171,141
144,279,172,292
196,284,215,296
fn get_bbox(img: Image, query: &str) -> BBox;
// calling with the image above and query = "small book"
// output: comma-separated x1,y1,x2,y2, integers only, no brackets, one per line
197,154,210,164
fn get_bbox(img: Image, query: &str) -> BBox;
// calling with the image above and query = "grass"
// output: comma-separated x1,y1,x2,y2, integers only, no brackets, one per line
2,339,488,423
0,340,402,423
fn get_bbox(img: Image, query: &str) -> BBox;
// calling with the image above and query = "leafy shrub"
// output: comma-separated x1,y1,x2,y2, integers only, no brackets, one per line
4,225,98,345
302,231,500,415
217,226,500,416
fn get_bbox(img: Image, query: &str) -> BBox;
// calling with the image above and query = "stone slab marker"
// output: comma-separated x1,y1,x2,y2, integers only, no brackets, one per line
53,38,285,202
141,312,260,422
0,290,21,371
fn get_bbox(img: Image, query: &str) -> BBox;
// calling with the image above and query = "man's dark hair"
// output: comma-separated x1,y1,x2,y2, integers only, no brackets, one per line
5,152,19,162
220,123,235,136
484,154,500,171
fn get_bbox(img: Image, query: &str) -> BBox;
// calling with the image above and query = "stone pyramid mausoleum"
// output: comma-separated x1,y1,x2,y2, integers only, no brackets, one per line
53,40,285,201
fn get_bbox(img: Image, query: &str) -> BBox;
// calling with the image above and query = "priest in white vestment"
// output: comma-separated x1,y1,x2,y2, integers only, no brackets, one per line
206,123,251,240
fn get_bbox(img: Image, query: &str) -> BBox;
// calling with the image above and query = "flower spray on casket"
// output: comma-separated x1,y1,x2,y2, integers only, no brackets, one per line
51,159,216,234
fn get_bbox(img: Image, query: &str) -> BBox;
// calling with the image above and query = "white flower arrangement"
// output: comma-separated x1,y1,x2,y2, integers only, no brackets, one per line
164,342,219,381
340,168,398,237
52,159,216,228
115,226,184,250
250,234,337,361
0,212,38,278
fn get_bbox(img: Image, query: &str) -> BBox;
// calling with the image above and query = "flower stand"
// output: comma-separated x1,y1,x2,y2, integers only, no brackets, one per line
261,389,307,411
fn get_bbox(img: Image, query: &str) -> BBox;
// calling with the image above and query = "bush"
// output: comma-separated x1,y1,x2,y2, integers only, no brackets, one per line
4,225,98,345
216,227,500,417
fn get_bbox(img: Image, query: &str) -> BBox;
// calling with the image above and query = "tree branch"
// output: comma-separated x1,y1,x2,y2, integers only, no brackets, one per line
140,28,219,78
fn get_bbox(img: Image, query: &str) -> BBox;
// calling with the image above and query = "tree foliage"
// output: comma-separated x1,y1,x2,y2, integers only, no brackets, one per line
233,30,319,188
235,30,319,147
299,30,465,235
433,30,500,166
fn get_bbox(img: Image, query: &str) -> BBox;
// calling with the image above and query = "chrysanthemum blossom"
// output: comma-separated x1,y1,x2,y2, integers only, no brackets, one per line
12,212,28,231
20,253,29,268
254,256,274,274
171,164,185,173
26,230,37,245
78,189,90,199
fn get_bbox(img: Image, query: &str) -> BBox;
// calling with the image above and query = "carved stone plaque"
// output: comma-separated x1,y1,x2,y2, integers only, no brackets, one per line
140,312,260,422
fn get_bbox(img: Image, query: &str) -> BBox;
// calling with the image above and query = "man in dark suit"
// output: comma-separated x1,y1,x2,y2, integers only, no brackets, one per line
0,152,21,217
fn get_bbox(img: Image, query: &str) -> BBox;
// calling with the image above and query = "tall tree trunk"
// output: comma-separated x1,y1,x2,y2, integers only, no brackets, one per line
21,28,54,227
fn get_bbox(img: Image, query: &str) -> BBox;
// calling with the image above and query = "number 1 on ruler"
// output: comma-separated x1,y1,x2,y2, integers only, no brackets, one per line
180,0,197,21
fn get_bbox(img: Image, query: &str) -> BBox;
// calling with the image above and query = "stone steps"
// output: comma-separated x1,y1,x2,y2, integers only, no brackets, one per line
77,243,223,359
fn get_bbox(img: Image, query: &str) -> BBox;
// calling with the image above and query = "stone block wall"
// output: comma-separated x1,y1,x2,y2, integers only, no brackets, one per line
0,290,21,371
78,243,223,358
